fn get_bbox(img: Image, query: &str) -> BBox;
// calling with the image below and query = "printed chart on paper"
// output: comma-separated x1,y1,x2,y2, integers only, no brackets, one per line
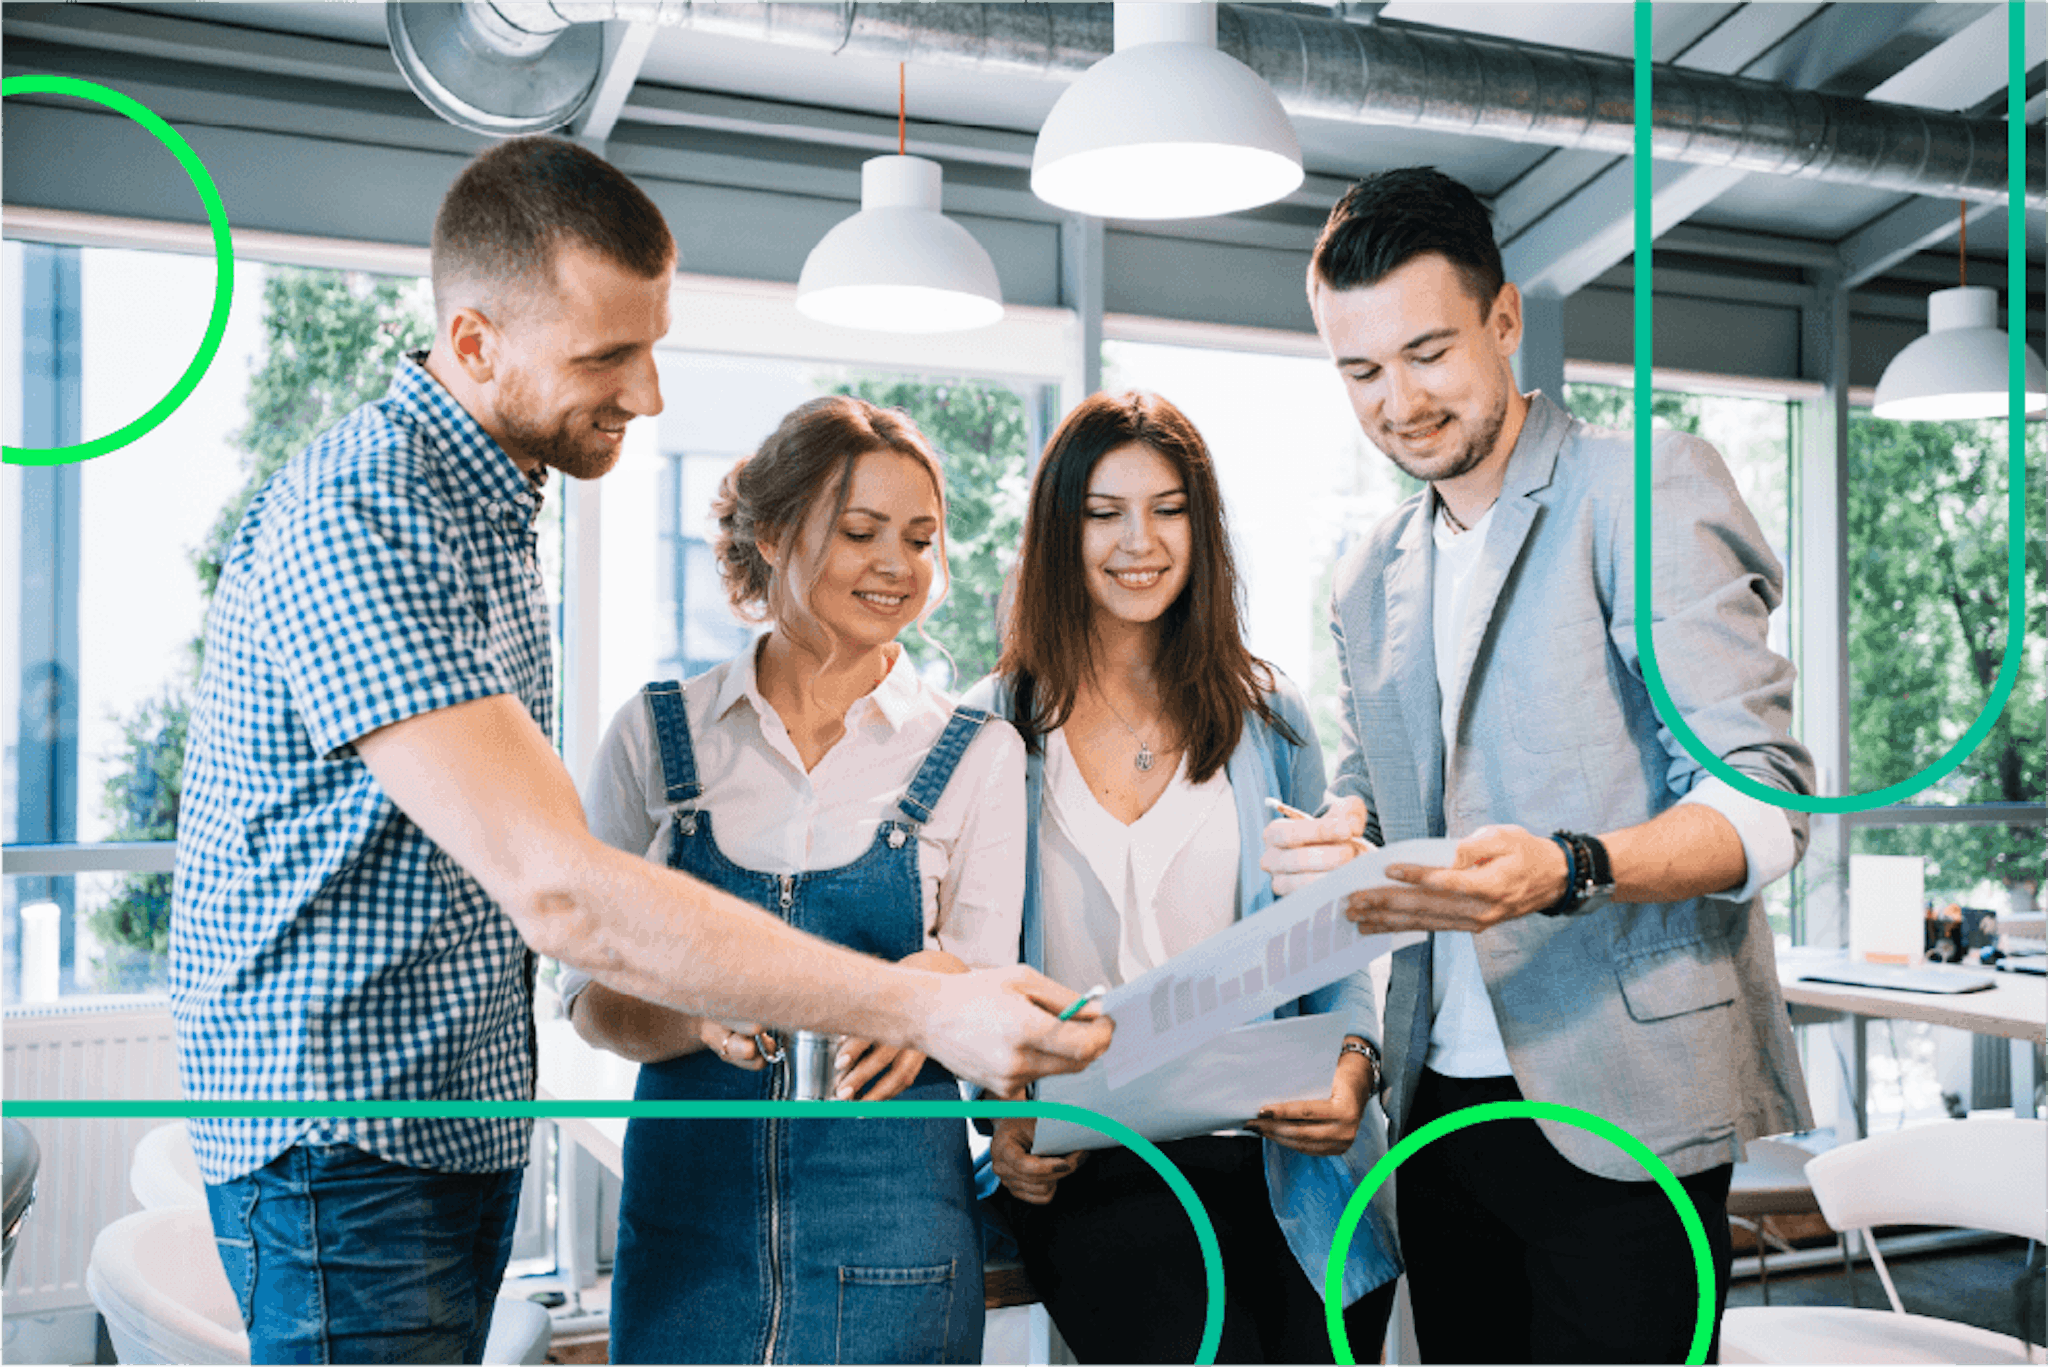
1097,838,1453,1088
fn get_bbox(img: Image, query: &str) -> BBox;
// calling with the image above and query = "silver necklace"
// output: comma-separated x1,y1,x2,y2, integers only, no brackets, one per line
1100,694,1158,772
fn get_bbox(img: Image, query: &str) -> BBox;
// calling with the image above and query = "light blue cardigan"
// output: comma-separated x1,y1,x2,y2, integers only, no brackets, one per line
962,671,1402,1305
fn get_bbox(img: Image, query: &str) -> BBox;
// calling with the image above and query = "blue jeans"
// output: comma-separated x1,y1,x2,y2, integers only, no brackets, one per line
203,1144,524,1364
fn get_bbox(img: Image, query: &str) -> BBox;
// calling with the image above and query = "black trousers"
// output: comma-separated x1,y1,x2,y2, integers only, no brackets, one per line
1398,1071,1734,1365
998,1136,1397,1365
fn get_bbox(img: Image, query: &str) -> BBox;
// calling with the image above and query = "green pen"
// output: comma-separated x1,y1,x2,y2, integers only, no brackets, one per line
1057,984,1108,1021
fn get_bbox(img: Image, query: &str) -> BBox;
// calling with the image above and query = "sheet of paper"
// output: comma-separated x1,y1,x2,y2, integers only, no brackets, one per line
1032,1012,1349,1153
1096,837,1451,1089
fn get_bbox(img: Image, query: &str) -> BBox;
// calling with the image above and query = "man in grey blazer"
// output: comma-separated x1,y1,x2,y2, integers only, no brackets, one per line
1264,167,1815,1363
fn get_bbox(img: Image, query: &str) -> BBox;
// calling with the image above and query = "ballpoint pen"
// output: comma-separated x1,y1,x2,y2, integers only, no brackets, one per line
1057,984,1109,1021
1263,796,1376,851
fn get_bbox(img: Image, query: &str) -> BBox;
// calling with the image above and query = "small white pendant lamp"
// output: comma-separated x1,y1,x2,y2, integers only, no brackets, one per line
1032,2,1303,221
1873,206,2048,421
797,65,1004,334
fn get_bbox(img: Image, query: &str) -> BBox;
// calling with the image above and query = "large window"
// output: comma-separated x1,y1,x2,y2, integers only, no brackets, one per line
1101,338,1411,757
1844,412,2044,908
0,240,567,1003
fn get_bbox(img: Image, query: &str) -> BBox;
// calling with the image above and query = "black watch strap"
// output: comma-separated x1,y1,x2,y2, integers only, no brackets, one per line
1545,830,1616,916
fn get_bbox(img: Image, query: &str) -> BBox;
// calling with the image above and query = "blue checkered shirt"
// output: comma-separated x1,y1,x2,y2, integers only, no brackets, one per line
172,355,550,1184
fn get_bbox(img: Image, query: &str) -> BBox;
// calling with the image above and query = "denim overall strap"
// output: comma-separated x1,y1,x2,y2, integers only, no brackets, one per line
641,682,704,866
895,706,990,825
640,681,702,804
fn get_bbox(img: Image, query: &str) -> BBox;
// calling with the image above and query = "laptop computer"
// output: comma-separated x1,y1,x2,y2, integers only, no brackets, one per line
1797,962,1998,995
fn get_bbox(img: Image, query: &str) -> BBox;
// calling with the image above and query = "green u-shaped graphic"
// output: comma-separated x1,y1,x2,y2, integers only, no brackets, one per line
1630,0,2034,815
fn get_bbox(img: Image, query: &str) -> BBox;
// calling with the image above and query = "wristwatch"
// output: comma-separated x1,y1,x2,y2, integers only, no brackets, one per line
1542,830,1617,916
1340,1037,1383,1100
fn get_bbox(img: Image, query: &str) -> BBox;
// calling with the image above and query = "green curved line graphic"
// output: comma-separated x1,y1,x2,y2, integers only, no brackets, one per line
1321,1099,1714,1365
1631,0,2030,814
3,1097,1225,1364
1,74,235,466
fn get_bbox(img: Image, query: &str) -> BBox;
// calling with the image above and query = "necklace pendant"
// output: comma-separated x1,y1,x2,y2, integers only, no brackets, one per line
1134,742,1155,773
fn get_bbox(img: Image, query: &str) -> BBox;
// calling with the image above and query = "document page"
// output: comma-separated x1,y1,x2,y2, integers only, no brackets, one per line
1033,1011,1349,1153
1095,837,1451,1088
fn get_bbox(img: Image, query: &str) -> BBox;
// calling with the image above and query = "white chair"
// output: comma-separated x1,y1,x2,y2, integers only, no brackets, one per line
129,1122,207,1211
1723,1117,2047,1365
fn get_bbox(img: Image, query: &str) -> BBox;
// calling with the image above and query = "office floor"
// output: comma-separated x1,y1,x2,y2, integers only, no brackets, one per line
1725,1236,2045,1348
537,1239,2045,1363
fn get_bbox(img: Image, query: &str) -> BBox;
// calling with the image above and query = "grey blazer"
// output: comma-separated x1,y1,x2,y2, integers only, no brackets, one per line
1328,391,1816,1180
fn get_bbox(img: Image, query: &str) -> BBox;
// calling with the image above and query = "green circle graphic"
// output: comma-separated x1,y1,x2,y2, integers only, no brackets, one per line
3,74,235,466
1323,1099,1714,1364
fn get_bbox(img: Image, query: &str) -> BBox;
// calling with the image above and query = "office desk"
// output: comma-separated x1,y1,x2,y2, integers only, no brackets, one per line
1777,948,2044,1132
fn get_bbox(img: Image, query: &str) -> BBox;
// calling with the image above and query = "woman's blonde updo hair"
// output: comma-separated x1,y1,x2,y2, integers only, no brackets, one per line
711,394,950,632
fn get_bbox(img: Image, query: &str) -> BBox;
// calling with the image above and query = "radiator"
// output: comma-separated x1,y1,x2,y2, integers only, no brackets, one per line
1,996,182,1314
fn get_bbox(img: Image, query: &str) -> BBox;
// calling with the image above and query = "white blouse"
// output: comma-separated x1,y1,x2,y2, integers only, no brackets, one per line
563,642,1027,1010
1037,727,1241,993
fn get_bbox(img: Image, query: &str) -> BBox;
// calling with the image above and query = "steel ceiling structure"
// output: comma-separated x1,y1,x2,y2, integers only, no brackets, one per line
3,0,2043,390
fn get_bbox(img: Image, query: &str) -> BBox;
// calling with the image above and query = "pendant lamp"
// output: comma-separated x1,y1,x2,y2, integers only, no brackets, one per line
1032,2,1303,220
796,65,1003,333
1873,203,2048,421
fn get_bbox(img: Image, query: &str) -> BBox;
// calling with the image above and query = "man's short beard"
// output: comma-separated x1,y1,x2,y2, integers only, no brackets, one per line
1388,388,1508,487
496,409,616,481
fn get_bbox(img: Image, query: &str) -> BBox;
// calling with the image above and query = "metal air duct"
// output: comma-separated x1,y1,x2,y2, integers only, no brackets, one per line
387,1,2045,208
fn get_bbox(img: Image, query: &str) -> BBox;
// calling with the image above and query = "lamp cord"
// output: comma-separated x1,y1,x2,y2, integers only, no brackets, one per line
1959,199,1967,288
899,62,906,156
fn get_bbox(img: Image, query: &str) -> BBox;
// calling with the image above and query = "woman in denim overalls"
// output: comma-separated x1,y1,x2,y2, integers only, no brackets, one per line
560,397,1027,1364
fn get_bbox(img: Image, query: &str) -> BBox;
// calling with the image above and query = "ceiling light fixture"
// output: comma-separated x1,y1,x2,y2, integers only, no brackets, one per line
1031,1,1303,221
795,63,1004,334
1873,201,2048,421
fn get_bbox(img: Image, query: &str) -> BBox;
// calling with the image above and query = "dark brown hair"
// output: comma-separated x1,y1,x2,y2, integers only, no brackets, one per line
1309,166,1504,315
712,394,950,638
997,391,1297,783
431,136,674,325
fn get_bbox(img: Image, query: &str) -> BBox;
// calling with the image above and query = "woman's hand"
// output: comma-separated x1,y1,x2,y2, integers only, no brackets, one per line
1245,1038,1373,1156
697,1016,769,1071
835,946,969,1100
833,1036,928,1100
991,1116,1087,1205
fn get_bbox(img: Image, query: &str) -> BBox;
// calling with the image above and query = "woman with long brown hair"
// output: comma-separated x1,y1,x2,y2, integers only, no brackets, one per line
970,391,1400,1363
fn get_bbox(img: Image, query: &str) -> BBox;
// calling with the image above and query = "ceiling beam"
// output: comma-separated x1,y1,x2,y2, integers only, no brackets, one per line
1866,5,2046,111
1838,196,2002,290
1503,160,1748,298
571,20,659,149
1739,1,1994,97
1494,2,1990,299
2,5,405,91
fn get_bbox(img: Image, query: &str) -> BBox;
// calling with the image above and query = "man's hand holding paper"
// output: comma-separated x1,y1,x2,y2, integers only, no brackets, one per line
1265,801,1575,932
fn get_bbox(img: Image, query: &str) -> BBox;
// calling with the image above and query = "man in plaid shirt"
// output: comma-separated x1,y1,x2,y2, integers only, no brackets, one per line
172,137,1109,1365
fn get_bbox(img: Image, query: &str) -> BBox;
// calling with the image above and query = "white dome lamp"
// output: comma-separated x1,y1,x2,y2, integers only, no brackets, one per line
1032,2,1303,220
1873,207,2048,421
797,65,1004,334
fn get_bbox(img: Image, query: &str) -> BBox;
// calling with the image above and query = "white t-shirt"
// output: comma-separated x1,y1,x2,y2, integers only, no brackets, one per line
558,642,1027,1011
1423,496,1799,1077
